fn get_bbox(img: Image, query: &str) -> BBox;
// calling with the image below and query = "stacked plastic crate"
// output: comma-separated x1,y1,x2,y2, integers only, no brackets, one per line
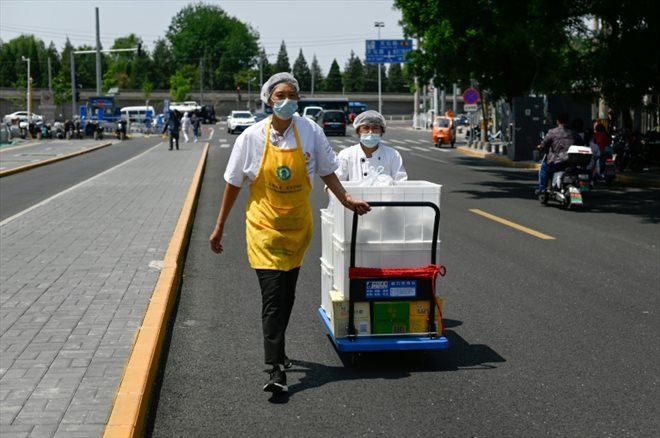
320,181,442,337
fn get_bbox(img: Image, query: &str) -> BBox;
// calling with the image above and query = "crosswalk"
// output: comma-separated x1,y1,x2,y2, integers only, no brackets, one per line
217,136,452,154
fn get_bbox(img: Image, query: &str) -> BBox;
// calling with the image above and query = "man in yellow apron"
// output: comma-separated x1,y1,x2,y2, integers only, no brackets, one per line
210,72,370,393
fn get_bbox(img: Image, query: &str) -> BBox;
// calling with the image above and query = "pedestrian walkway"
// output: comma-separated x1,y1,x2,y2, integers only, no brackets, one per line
0,142,207,437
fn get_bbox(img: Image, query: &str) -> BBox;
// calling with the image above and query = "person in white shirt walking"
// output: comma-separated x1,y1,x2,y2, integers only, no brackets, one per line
181,112,191,142
335,110,407,182
209,72,370,394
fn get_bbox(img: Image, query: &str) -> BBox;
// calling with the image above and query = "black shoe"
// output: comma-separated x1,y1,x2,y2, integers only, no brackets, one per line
263,366,287,393
283,356,292,369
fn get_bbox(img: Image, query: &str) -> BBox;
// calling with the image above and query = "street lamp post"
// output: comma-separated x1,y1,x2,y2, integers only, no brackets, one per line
21,56,31,124
248,77,256,111
374,21,384,114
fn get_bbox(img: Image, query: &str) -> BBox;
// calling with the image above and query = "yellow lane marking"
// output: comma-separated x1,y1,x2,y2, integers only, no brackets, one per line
469,208,556,240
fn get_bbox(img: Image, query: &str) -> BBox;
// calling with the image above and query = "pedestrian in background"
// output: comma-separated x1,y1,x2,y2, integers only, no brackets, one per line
191,113,201,143
181,111,191,142
162,110,181,150
209,72,370,394
335,110,407,183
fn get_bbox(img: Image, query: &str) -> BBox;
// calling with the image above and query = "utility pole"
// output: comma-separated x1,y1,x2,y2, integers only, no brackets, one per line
413,36,420,129
95,7,102,96
48,57,52,91
374,21,385,114
70,51,76,117
452,83,457,115
21,56,31,123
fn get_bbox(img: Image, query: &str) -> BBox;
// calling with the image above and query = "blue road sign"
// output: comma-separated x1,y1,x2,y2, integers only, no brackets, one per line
463,88,480,105
365,39,413,64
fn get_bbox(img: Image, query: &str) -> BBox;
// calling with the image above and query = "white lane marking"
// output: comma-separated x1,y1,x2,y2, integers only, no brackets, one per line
0,143,164,227
206,128,215,140
404,139,423,144
219,143,230,148
410,152,447,164
394,145,411,151
388,139,405,144
411,146,429,152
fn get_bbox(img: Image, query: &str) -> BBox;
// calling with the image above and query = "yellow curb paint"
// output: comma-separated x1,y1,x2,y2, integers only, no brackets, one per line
469,208,556,240
0,142,113,177
103,142,209,438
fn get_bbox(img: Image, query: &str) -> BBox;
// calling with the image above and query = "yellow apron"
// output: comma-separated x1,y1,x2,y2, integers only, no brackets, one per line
245,119,313,270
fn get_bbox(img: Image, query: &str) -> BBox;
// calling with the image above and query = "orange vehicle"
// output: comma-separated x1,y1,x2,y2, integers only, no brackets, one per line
432,111,456,148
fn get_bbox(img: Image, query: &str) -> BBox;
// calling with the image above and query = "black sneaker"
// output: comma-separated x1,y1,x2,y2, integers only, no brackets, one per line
263,366,287,393
283,356,292,369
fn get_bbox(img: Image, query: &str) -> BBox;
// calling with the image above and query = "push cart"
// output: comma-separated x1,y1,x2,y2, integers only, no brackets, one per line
318,201,449,353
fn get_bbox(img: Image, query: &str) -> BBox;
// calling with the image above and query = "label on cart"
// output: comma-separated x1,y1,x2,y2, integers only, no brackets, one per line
365,280,417,298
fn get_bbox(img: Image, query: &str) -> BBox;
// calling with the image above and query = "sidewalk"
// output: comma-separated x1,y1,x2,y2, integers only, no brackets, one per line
456,142,660,188
0,142,207,437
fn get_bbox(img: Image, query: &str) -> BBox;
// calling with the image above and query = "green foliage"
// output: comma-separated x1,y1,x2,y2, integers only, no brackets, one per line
170,68,193,101
166,3,259,89
394,0,659,112
151,39,174,89
324,59,342,92
274,41,290,74
310,56,324,93
292,50,311,92
343,51,364,92
387,63,407,92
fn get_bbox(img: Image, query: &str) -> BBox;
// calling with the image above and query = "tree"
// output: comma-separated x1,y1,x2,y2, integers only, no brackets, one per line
310,55,324,94
292,49,311,91
387,63,407,92
166,3,259,89
151,39,174,89
343,51,364,92
0,34,49,88
325,59,342,92
393,0,583,102
363,63,381,92
170,69,193,101
586,0,660,121
274,41,290,74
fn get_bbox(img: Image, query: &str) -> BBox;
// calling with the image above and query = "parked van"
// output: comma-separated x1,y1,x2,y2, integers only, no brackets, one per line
119,106,155,125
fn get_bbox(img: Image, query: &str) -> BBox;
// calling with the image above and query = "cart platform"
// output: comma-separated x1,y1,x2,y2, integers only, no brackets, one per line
318,307,449,352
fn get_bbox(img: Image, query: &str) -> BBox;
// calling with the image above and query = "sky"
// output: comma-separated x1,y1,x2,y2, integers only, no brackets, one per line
0,0,407,74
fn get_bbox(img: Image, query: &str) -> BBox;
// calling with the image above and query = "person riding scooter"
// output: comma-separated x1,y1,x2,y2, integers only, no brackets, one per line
535,112,583,197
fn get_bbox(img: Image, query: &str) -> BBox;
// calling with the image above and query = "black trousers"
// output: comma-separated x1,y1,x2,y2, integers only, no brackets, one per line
169,132,179,149
255,268,300,366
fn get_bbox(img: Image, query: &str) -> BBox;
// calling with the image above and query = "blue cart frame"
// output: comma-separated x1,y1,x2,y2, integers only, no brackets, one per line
318,201,449,353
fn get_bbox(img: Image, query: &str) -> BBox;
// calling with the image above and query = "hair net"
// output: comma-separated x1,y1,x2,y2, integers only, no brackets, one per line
353,110,386,132
260,72,300,104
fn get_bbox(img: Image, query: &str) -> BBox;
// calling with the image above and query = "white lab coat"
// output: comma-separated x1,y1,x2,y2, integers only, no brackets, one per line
335,143,407,182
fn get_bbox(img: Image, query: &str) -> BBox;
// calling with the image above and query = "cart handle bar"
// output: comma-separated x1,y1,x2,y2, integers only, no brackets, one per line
350,201,441,267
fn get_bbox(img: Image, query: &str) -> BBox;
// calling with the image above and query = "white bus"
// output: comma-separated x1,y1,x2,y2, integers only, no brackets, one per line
119,106,155,124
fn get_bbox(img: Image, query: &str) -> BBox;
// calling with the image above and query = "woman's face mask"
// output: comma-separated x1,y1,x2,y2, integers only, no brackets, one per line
272,99,298,120
360,133,381,148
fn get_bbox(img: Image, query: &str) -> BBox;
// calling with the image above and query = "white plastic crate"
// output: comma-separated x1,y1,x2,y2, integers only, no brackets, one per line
329,181,442,243
320,258,334,312
320,209,334,267
331,237,442,299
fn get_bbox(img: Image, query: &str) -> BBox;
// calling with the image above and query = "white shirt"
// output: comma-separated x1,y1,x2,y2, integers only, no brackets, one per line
224,115,338,188
335,143,408,181
181,116,191,129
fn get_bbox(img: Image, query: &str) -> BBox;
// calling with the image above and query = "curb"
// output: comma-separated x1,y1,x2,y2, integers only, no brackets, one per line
102,142,209,438
456,146,660,187
0,141,113,178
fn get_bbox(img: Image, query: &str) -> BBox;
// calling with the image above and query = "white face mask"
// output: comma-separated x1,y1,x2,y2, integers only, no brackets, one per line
272,99,298,120
360,133,381,147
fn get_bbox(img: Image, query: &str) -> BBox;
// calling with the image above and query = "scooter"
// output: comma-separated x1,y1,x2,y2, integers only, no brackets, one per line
539,145,593,210
115,119,127,140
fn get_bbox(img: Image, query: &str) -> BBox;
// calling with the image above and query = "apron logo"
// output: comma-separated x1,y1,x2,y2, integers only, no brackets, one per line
276,165,292,181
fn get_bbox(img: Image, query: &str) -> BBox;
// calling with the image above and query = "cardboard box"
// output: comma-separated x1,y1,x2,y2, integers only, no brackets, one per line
328,291,370,337
372,301,410,334
409,299,443,333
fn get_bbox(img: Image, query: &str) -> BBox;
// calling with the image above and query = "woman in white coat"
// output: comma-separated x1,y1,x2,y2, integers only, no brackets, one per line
181,111,191,142
335,110,407,182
